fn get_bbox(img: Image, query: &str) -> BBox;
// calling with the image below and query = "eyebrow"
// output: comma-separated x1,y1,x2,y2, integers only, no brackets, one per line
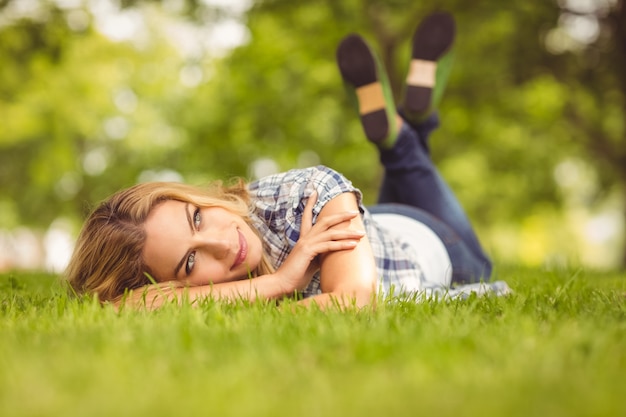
173,202,193,278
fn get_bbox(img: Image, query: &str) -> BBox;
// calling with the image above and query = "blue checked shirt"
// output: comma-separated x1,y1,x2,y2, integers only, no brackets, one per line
247,165,425,298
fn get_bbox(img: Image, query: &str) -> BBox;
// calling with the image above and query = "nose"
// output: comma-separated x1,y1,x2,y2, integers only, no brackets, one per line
194,232,230,260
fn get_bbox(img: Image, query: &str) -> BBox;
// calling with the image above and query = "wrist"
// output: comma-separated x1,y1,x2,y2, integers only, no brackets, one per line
269,270,297,296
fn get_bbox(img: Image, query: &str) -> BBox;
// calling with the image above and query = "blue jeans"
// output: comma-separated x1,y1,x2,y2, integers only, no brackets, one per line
368,114,492,284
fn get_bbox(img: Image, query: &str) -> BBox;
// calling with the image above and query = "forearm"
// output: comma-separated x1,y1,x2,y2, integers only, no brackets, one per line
187,273,293,301
119,273,293,309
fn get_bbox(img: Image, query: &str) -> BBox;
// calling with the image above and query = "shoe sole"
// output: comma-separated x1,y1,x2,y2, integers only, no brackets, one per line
404,12,456,114
337,34,389,144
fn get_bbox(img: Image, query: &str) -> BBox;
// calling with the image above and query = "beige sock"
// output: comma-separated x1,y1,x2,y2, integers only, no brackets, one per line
356,82,386,115
406,59,437,88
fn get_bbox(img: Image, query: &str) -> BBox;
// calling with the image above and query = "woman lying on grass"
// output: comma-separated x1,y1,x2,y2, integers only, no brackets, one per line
67,12,509,309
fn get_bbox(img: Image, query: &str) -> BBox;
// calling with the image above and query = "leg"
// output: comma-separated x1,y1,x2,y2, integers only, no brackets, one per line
336,14,491,282
377,116,492,282
376,112,439,203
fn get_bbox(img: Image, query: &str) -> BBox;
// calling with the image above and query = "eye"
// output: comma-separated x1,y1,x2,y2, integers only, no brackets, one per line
193,207,201,229
185,251,196,275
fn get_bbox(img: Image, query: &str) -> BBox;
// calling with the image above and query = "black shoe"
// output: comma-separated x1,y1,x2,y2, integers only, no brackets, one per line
337,34,398,147
403,12,456,120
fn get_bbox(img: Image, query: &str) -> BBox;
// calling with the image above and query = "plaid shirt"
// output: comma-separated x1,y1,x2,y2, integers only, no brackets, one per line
247,166,425,298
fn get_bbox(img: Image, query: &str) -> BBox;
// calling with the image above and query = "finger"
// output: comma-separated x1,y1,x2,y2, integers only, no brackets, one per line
314,240,360,254
305,228,366,244
301,190,318,236
313,210,359,230
326,229,366,241
297,230,365,257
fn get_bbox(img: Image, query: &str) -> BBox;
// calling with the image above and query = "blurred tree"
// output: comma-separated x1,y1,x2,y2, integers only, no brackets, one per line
208,0,626,265
0,0,624,267
0,2,192,227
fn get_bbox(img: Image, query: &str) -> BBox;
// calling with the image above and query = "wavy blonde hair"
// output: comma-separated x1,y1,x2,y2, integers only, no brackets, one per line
66,180,274,303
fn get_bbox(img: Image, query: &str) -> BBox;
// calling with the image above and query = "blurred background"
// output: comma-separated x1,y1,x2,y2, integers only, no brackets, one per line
0,0,624,274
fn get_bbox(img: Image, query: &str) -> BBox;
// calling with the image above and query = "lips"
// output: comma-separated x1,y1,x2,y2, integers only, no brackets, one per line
231,229,248,270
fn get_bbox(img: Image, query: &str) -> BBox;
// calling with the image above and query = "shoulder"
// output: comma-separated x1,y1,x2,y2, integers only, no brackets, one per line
248,165,362,213
248,165,350,191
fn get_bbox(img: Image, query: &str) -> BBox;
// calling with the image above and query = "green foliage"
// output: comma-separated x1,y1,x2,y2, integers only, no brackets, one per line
0,5,189,227
1,267,625,416
0,0,625,266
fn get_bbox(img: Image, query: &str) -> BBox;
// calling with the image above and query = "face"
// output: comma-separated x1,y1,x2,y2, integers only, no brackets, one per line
142,200,263,286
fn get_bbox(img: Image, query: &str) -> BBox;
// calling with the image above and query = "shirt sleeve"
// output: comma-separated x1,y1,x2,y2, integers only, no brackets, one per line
248,165,364,248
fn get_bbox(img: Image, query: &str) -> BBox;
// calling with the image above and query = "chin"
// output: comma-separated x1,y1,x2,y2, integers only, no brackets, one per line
238,265,258,280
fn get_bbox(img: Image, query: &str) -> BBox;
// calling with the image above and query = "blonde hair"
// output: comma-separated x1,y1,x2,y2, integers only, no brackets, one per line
66,180,275,303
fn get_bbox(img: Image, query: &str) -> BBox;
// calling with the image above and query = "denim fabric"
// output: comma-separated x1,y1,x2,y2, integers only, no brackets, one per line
370,114,492,284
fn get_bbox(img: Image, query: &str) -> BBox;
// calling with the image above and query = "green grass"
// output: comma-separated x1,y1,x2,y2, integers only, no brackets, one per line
1,267,625,417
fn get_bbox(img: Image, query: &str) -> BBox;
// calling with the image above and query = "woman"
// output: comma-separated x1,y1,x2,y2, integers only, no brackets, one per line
66,12,508,308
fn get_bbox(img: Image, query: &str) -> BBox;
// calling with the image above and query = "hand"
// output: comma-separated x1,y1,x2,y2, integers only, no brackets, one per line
274,191,365,293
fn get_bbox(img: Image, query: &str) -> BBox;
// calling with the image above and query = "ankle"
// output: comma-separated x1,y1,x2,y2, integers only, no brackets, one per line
395,115,404,133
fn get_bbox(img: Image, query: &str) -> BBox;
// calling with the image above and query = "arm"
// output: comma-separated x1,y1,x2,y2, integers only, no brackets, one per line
117,193,365,309
297,192,378,309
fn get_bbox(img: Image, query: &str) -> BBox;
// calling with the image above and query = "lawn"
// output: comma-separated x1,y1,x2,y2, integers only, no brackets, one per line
1,266,624,417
